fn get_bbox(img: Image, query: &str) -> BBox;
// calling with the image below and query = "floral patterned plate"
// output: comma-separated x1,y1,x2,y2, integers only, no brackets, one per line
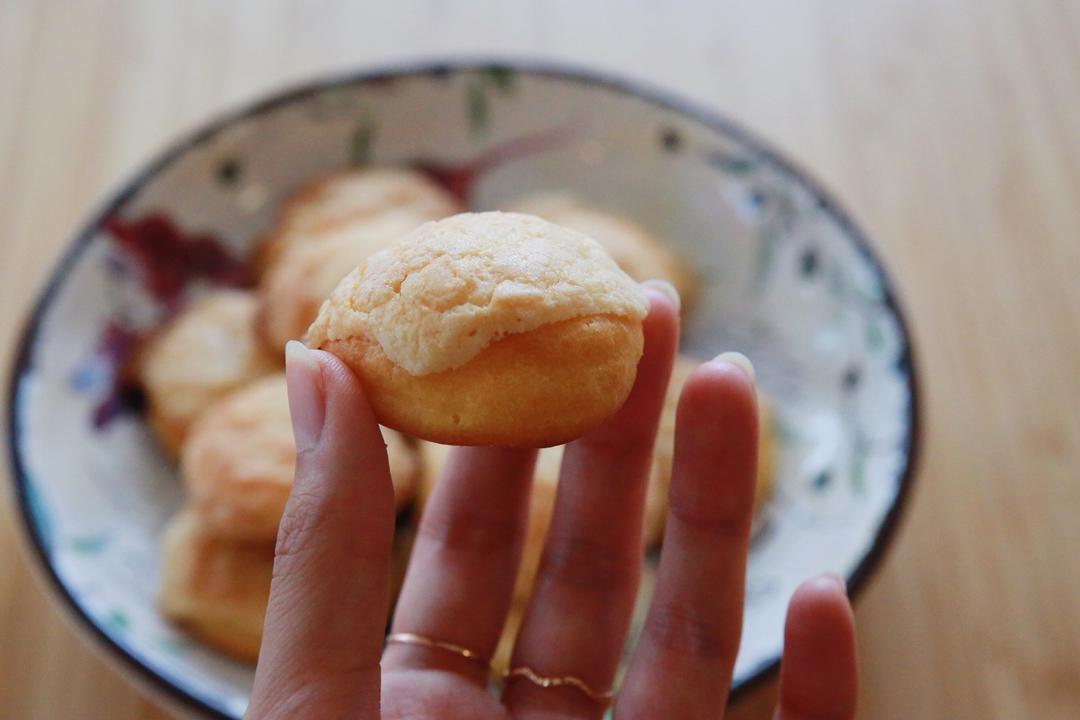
6,61,919,718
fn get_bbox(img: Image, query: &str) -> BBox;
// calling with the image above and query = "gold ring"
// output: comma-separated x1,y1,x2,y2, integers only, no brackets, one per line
385,633,491,667
504,666,615,704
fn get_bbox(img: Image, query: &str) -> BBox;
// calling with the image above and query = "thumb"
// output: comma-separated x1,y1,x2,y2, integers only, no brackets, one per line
248,342,394,720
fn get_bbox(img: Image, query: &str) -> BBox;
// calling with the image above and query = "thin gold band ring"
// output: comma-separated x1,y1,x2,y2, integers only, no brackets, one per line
504,665,615,704
385,632,491,667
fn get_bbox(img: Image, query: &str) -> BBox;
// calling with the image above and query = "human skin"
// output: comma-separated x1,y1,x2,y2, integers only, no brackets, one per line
246,284,857,720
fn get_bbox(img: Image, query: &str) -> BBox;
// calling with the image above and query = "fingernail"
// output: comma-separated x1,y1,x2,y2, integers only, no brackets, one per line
713,351,756,384
643,279,681,312
824,572,847,593
285,340,325,452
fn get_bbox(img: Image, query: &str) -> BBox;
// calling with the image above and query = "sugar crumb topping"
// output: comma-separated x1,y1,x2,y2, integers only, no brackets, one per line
307,212,648,375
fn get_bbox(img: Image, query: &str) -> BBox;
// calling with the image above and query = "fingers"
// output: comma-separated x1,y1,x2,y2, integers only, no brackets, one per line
383,445,537,683
503,284,680,719
248,343,394,720
775,576,858,720
615,356,758,719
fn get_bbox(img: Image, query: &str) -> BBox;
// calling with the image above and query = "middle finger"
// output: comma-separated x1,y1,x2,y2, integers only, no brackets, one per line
503,285,679,718
384,445,537,683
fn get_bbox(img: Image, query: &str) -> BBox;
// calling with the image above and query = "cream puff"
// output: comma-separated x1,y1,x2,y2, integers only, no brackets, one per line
138,290,280,457
256,168,461,273
158,510,274,663
308,212,650,448
508,193,696,308
160,507,416,663
181,374,418,540
257,212,429,350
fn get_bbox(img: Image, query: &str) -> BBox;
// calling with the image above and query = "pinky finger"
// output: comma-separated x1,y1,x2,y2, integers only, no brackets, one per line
775,575,858,720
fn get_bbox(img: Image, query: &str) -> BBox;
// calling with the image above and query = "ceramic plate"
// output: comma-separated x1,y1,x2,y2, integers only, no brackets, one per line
6,60,919,718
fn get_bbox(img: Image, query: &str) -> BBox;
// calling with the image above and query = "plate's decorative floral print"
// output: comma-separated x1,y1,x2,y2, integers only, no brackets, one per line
73,214,254,429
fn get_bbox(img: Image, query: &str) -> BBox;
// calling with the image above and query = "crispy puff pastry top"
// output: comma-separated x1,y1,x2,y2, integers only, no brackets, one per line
307,212,649,376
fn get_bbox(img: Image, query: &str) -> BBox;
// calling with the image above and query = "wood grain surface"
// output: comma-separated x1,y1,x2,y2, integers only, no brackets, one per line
2,1,1078,718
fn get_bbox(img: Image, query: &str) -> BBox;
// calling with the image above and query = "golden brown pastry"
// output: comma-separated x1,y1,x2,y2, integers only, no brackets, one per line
158,510,274,663
138,290,281,457
182,374,418,540
160,508,416,663
256,212,429,350
279,168,460,238
308,212,650,448
508,193,696,308
256,168,461,273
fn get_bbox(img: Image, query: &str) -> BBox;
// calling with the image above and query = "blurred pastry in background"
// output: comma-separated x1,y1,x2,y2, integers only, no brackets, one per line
256,212,430,350
180,375,294,541
159,507,416,664
138,290,280,457
158,510,274,663
508,193,697,308
181,373,418,541
256,168,461,273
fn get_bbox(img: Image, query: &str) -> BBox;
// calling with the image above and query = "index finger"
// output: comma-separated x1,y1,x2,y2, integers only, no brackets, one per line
247,344,395,720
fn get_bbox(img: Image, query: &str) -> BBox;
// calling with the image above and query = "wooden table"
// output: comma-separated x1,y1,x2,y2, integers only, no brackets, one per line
2,1,1077,717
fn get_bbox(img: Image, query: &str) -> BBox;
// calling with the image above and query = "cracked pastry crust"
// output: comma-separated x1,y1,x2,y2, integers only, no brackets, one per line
255,168,461,274
508,193,697,309
256,212,429,349
308,212,650,448
278,168,460,238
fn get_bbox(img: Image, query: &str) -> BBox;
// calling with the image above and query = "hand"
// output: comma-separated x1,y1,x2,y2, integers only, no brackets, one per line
247,286,858,719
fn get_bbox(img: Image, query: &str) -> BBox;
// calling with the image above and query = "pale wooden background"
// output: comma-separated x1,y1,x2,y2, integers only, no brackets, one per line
2,1,1078,718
